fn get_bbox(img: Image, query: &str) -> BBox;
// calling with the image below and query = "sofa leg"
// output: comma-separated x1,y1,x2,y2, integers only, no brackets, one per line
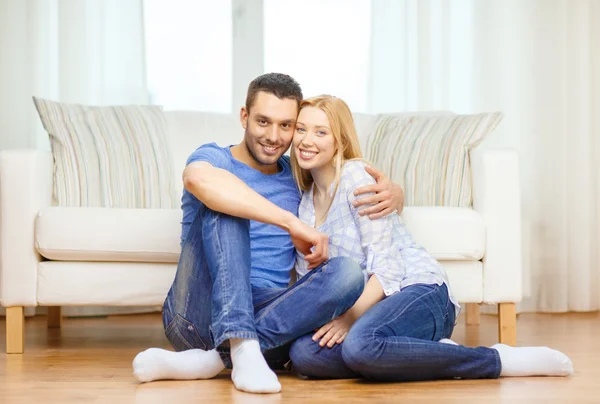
498,303,517,346
465,303,480,325
48,306,62,328
6,306,25,354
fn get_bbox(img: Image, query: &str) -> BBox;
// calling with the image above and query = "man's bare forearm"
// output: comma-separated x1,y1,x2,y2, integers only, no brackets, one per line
183,162,297,231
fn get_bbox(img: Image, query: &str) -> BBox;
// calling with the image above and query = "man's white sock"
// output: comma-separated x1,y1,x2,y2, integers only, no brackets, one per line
133,348,225,382
230,338,281,394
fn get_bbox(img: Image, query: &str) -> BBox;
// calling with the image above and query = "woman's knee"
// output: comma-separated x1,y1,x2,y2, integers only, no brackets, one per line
289,334,320,375
343,331,416,380
341,332,374,375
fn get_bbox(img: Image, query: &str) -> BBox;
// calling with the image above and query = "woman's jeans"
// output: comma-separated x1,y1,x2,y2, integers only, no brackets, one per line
162,204,365,368
289,283,502,381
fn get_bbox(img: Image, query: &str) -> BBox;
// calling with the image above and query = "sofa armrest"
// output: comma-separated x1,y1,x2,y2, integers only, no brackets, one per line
0,149,52,307
471,148,522,303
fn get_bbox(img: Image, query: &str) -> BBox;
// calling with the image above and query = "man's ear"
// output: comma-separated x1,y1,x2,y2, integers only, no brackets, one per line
240,106,249,129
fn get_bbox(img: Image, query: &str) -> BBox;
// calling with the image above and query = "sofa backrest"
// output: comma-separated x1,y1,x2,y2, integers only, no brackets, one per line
163,110,455,201
164,110,378,196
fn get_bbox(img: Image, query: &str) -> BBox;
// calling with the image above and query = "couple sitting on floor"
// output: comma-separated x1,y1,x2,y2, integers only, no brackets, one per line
132,73,573,394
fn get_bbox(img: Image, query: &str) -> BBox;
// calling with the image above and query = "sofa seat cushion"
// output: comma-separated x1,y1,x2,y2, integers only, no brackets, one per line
401,207,485,261
35,206,484,263
35,261,480,306
37,261,176,306
36,207,182,262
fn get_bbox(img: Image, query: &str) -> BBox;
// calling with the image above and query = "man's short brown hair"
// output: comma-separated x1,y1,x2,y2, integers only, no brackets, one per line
245,73,303,112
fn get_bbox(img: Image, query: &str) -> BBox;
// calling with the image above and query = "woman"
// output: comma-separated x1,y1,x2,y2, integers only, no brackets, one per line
288,95,573,381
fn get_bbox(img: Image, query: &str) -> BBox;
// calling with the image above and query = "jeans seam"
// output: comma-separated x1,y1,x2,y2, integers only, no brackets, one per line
254,263,326,324
213,213,231,339
164,314,177,336
370,284,442,343
253,292,284,310
172,328,198,350
213,331,258,351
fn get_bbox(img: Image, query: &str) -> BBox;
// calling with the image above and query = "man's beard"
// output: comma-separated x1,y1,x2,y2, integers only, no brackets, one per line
244,130,282,166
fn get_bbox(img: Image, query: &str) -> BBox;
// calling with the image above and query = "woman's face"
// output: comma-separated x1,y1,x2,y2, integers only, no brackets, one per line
293,106,336,171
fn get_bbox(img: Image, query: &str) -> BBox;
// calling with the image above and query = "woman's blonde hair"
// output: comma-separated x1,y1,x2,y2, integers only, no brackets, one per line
291,95,364,212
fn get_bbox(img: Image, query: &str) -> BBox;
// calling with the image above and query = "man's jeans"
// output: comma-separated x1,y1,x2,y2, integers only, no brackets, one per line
289,283,502,381
162,204,365,368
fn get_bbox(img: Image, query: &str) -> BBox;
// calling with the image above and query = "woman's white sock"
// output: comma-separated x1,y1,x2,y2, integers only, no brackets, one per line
492,344,574,377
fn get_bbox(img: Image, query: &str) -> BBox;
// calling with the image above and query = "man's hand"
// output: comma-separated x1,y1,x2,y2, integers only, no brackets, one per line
288,218,329,269
313,311,356,348
353,165,404,219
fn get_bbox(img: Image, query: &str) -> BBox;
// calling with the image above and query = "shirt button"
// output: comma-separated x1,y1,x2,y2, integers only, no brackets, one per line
187,325,194,331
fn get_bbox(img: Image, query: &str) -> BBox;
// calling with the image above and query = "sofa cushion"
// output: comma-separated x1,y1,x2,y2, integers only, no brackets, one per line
365,112,503,207
33,97,177,209
36,207,182,262
440,261,483,303
35,206,484,263
401,207,485,261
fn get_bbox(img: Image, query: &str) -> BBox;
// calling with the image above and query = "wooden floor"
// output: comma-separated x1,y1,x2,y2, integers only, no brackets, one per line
1,311,598,404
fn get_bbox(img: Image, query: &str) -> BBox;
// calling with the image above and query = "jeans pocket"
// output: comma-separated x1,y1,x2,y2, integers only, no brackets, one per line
164,314,208,351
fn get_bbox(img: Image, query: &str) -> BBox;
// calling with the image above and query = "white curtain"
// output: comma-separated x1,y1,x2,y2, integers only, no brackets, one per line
369,0,600,312
0,0,149,151
2,0,598,316
0,0,152,316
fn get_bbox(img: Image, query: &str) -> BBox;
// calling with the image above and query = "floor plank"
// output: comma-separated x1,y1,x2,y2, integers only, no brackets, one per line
1,311,598,403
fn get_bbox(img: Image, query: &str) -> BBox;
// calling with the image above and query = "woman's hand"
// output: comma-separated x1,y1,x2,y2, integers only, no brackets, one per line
313,311,356,348
353,165,404,219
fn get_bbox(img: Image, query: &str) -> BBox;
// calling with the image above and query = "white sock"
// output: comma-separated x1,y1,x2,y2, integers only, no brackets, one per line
132,347,225,382
230,338,281,394
439,338,459,345
492,344,574,377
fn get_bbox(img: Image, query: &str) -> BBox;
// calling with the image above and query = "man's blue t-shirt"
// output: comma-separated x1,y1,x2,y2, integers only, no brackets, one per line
181,143,300,289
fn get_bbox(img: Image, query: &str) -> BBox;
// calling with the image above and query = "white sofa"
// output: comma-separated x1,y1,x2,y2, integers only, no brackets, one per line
0,111,522,353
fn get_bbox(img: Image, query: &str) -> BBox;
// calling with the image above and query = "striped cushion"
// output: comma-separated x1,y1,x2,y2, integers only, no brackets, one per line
365,113,503,207
33,97,176,208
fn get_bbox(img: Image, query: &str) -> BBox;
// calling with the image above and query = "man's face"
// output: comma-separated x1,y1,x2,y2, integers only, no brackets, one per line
240,91,298,166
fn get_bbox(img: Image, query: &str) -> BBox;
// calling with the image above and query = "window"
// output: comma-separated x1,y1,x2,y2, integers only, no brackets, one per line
143,0,232,112
263,0,372,113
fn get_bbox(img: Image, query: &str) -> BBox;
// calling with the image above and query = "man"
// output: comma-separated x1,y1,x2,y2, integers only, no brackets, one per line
133,73,404,393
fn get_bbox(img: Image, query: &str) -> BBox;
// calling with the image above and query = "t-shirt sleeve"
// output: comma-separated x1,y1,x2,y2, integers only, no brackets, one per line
186,143,232,171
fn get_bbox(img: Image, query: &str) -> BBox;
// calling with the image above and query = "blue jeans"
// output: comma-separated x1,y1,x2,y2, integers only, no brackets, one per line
289,283,502,381
162,204,365,368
